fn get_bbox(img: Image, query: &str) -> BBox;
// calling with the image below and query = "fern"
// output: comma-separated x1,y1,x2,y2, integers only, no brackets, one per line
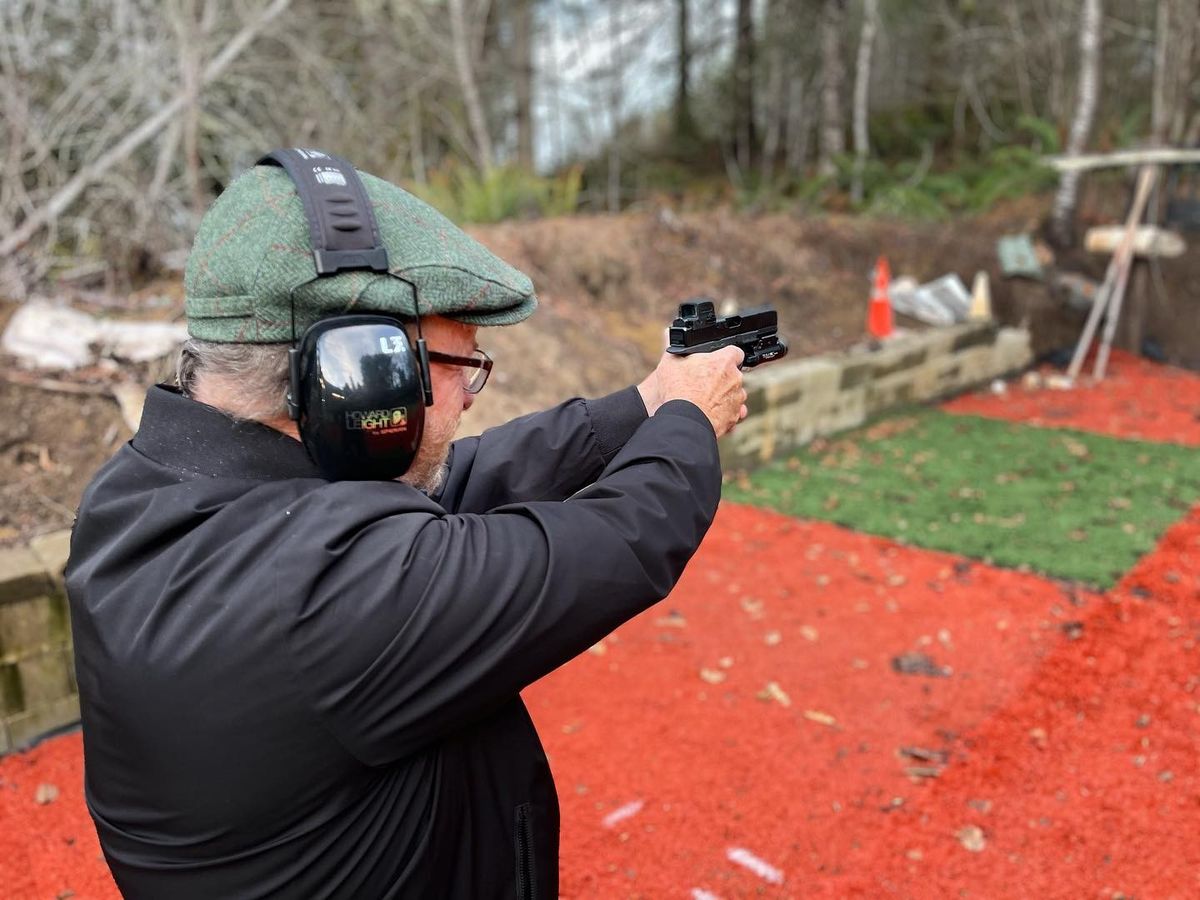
410,164,582,223
868,184,949,221
1013,115,1060,154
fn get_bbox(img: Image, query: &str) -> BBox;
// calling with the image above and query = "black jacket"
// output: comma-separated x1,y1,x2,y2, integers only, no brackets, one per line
65,385,721,899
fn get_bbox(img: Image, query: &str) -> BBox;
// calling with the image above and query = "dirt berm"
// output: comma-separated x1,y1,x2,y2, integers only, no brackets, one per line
2,202,1196,543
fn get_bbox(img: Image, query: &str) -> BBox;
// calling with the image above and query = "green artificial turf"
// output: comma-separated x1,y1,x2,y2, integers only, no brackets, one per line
725,410,1200,588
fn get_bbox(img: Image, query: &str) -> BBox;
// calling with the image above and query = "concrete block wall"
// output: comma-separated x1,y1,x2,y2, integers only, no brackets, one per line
720,321,1032,469
0,531,79,754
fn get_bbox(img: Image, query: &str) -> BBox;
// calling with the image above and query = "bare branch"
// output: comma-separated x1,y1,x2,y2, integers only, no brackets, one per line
0,0,294,258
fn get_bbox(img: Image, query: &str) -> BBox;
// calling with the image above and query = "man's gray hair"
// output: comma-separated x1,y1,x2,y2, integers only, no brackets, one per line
177,339,291,422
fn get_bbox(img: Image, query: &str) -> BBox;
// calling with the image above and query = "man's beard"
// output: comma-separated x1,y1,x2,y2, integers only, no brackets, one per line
402,457,448,495
399,413,456,494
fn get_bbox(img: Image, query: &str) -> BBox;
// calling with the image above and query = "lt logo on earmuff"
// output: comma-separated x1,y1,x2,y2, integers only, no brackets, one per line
378,336,407,354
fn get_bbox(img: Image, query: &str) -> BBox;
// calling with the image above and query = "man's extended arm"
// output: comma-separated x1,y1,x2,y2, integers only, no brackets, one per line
280,400,718,766
433,386,648,513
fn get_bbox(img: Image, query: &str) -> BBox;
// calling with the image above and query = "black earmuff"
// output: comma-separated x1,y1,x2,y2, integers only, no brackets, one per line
258,148,433,481
289,315,426,481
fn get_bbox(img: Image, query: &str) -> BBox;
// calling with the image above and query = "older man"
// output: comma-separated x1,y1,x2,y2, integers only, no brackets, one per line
66,155,745,899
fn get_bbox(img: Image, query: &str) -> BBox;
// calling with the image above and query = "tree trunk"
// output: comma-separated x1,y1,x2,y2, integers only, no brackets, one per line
784,65,810,178
1005,0,1036,118
607,0,623,213
1177,2,1199,143
850,0,877,205
1152,0,1199,145
818,0,846,179
449,0,494,171
409,88,427,184
759,0,784,184
673,0,697,156
733,0,756,171
167,0,210,225
1035,0,1068,124
512,0,534,171
1050,0,1102,248
1151,0,1169,144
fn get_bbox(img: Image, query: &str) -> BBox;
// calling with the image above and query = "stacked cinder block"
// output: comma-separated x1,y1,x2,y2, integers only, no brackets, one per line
0,531,78,753
721,322,1032,469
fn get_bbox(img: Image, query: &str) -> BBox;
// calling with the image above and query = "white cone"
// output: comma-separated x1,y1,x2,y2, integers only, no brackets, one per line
969,271,992,321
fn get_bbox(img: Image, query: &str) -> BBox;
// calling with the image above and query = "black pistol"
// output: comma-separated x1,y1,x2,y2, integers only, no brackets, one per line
666,298,788,368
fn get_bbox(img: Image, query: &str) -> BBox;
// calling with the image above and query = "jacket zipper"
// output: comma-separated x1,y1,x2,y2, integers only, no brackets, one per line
514,802,536,900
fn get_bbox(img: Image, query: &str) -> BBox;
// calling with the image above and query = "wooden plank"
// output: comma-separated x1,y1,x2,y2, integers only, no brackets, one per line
1044,148,1200,173
1084,225,1186,258
1093,167,1164,379
1066,166,1159,383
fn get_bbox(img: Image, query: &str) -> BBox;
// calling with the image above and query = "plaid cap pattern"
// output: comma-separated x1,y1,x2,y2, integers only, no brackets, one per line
184,165,537,342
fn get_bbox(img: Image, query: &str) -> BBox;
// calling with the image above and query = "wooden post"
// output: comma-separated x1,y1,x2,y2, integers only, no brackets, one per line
1094,168,1161,379
1066,166,1159,382
1117,263,1151,357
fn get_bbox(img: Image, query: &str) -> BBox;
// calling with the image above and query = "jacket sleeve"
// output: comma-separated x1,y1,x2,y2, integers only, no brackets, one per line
433,386,647,513
280,400,719,766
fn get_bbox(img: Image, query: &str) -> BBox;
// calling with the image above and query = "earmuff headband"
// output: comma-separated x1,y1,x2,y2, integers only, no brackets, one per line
262,147,435,410
258,148,434,480
257,148,390,275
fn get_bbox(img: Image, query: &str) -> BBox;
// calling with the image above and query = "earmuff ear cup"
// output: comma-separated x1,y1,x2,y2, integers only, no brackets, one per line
294,316,425,480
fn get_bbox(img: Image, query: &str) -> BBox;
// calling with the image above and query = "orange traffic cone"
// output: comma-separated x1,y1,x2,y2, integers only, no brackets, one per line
868,255,894,340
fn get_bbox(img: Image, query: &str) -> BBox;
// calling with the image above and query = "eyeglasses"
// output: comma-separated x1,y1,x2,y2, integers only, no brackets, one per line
426,348,494,394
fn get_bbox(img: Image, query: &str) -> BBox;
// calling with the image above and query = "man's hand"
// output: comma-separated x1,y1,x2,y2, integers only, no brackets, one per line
638,346,747,438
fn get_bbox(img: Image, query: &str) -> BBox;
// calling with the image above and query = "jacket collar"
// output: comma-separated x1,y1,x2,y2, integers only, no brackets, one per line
133,385,323,481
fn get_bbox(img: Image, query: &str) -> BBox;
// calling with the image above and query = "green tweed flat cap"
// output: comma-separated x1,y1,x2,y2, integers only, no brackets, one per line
184,164,537,342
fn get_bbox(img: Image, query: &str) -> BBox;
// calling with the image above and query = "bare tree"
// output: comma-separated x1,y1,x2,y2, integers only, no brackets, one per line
732,0,756,171
758,0,785,183
817,0,846,179
1151,0,1199,145
1005,0,1036,118
673,0,698,156
1151,0,1170,144
850,0,878,204
784,68,812,178
166,0,218,225
449,0,496,171
607,0,624,213
511,0,535,171
0,0,294,264
1050,0,1102,247
0,0,1193,298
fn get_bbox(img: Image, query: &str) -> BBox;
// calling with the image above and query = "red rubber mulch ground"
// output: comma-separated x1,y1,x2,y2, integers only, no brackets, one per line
829,504,1200,899
527,503,1200,898
943,349,1200,446
0,726,107,899
3,352,1199,899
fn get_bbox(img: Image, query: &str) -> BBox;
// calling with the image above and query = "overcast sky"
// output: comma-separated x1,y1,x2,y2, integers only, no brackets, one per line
532,0,738,170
